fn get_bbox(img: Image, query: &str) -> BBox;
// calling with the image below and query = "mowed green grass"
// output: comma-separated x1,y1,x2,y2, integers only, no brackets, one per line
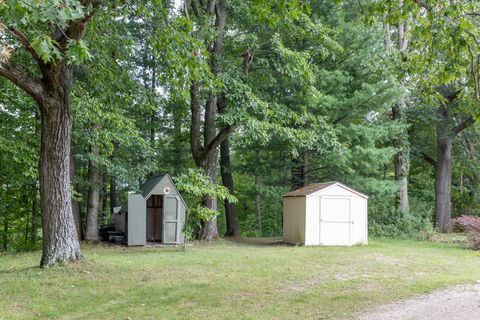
1,239,479,320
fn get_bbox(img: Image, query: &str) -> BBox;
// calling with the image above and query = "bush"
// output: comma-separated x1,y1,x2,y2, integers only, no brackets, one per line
369,201,435,240
449,215,480,250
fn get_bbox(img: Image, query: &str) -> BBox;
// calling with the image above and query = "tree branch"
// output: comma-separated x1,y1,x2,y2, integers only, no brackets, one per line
420,151,437,168
190,80,204,166
453,116,475,136
413,0,432,10
0,63,45,104
199,124,236,162
6,27,39,62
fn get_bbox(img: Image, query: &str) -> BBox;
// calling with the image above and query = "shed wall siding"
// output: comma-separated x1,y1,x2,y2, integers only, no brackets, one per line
305,196,320,245
350,196,368,244
284,184,368,246
283,197,306,244
128,194,146,246
148,177,177,198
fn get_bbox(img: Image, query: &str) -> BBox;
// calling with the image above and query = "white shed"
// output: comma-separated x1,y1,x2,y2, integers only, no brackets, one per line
283,182,368,246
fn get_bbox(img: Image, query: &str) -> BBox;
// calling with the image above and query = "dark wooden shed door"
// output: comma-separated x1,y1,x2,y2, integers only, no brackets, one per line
163,196,178,244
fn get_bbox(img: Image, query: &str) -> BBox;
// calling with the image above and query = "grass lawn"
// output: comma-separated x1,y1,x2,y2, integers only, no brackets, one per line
1,238,479,320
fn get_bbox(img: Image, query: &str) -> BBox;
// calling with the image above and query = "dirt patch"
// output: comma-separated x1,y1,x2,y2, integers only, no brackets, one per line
358,282,480,320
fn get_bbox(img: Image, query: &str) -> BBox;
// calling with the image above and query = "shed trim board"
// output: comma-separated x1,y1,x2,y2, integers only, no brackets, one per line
283,182,368,199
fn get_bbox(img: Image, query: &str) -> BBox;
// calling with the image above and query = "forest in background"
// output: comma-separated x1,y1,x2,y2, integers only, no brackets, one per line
1,1,479,261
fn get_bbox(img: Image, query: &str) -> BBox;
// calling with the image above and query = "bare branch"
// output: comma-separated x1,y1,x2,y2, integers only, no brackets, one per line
453,116,475,136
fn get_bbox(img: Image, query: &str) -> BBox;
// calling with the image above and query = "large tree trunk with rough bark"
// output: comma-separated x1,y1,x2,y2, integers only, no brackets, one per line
189,0,233,241
199,152,220,240
86,146,101,242
0,1,100,266
70,150,83,241
220,137,240,237
39,83,81,266
433,87,475,232
435,107,453,232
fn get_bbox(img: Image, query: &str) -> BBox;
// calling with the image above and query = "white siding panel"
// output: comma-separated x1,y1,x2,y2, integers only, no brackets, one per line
305,196,320,245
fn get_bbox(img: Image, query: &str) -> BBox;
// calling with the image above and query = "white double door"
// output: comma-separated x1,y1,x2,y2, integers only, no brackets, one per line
319,197,352,246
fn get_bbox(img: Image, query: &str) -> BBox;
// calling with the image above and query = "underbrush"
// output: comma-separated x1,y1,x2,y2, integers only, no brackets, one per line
449,215,480,250
369,201,435,240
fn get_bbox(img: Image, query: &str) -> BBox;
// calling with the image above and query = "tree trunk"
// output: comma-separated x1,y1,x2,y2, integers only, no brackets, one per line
39,88,81,267
199,94,220,240
173,104,183,176
385,2,409,213
199,154,219,240
193,0,228,241
291,152,308,191
435,109,453,232
3,213,8,251
254,149,262,233
70,150,83,241
110,175,117,215
433,87,475,232
86,146,101,242
220,137,240,237
463,136,480,210
31,186,38,244
100,174,107,225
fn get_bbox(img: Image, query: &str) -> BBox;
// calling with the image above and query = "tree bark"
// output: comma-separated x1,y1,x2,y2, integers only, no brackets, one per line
70,150,83,241
0,2,101,267
434,87,475,232
200,94,220,240
220,136,240,237
110,175,117,215
39,83,81,266
291,151,308,191
3,212,8,251
173,103,183,176
31,187,38,244
189,0,229,241
393,3,409,213
435,105,453,232
255,149,262,233
100,174,107,225
86,145,101,242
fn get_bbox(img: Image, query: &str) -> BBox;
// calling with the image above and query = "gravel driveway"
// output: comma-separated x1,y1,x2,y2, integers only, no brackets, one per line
358,282,480,320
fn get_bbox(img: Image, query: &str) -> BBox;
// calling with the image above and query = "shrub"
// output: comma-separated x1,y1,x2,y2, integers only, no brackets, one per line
369,201,435,240
449,215,480,250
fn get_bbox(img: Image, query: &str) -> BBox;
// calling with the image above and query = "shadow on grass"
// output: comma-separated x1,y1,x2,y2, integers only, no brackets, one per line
0,265,41,275
225,237,295,247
